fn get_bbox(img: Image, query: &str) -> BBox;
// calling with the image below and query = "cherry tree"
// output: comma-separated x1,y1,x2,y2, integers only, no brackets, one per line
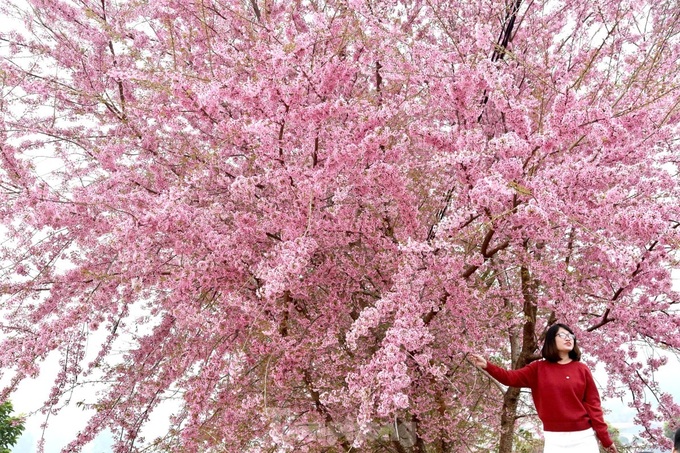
1,0,680,452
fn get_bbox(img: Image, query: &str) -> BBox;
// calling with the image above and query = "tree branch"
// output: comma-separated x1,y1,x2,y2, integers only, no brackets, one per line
249,0,261,21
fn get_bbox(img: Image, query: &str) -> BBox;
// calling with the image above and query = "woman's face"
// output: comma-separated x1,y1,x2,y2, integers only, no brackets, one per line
555,327,575,353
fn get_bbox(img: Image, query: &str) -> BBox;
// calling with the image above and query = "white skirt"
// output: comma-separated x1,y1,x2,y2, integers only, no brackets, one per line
543,428,599,453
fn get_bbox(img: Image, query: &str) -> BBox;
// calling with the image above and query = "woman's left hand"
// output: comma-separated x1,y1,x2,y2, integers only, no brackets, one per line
605,444,618,453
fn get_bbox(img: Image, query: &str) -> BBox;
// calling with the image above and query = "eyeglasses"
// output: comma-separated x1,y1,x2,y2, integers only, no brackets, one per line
556,332,576,340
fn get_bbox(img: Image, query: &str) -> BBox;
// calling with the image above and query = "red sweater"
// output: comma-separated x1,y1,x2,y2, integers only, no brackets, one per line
485,360,613,448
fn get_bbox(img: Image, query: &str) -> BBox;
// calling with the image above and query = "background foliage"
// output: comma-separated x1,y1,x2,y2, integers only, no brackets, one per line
0,401,24,453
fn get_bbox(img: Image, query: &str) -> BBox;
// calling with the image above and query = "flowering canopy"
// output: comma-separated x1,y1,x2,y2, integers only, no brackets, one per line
1,0,680,451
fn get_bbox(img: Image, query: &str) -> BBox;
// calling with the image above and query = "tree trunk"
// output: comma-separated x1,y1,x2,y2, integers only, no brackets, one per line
497,263,539,452
499,386,522,453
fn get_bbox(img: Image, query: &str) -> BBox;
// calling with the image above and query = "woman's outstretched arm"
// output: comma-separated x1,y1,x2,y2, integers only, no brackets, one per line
469,354,537,388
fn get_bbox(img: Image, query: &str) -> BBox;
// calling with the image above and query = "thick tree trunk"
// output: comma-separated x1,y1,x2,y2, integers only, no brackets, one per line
499,386,522,453
497,263,539,453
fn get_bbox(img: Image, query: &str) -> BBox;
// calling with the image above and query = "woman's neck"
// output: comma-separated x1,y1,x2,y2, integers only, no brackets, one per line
558,353,572,364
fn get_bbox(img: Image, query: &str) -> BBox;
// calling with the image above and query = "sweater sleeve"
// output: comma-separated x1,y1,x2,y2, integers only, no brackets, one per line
484,361,538,388
582,366,613,448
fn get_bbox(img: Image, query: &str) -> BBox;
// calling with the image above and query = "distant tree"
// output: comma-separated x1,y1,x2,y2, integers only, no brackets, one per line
0,401,24,453
603,423,658,453
601,424,626,453
664,418,680,439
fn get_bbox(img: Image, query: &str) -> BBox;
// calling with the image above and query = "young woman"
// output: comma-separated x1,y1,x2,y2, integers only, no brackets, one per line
470,323,618,453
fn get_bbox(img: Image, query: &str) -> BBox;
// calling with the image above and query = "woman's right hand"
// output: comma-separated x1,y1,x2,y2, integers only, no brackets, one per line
469,354,487,369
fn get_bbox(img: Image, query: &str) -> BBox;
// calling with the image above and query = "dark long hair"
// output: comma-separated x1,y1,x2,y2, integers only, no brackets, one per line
541,323,581,363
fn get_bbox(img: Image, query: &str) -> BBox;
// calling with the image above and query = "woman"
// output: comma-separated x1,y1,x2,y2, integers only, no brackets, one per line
470,323,617,452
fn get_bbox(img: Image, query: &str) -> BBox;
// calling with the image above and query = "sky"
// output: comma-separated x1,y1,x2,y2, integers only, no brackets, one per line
596,351,680,446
